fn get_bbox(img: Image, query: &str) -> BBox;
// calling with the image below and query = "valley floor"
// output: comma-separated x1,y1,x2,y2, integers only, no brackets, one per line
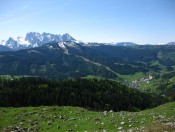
0,102,175,132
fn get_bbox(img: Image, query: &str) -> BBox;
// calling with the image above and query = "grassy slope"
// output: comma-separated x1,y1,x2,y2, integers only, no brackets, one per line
0,102,175,132
120,72,145,82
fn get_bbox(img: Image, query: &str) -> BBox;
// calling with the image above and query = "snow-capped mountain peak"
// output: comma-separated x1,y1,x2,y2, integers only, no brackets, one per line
16,37,30,46
62,33,75,42
6,37,18,49
0,40,7,46
0,32,76,50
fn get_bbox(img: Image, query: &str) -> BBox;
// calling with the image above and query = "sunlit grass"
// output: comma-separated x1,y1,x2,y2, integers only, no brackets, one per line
1,102,175,131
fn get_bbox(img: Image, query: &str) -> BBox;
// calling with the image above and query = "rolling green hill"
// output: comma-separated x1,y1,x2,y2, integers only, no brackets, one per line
1,102,175,131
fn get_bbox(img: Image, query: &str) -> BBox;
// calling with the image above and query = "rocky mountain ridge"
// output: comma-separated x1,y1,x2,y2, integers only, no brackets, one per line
0,32,75,50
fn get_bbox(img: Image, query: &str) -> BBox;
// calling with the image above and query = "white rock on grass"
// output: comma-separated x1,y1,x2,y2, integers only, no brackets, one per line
120,122,125,125
109,110,113,113
118,127,123,130
129,124,132,127
103,111,107,116
47,121,52,125
19,122,23,125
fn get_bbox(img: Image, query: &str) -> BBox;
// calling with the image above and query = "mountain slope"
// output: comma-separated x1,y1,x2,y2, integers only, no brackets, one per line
0,42,175,80
0,45,13,51
0,42,119,79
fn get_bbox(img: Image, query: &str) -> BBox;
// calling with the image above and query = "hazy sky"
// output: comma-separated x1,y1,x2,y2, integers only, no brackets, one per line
0,0,175,44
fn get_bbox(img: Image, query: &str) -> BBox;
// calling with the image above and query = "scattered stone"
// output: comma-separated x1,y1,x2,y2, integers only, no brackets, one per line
120,122,125,125
59,115,64,119
111,113,114,118
19,122,23,125
68,128,73,131
68,118,76,121
165,122,175,128
160,118,169,122
140,126,145,130
128,119,132,123
109,110,113,113
15,126,20,130
4,126,29,132
34,121,38,124
28,128,34,131
140,121,144,124
118,127,123,130
129,124,132,127
103,111,107,116
53,116,57,118
23,127,28,131
42,108,47,111
47,121,52,125
40,115,45,118
23,114,28,117
57,125,60,129
31,111,37,114
128,128,134,132
8,126,13,129
103,129,107,132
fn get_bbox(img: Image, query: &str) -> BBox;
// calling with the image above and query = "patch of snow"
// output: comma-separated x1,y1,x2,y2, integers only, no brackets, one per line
16,37,30,46
59,42,66,49
0,40,6,46
33,43,38,47
58,42,69,54
63,41,81,51
28,50,43,54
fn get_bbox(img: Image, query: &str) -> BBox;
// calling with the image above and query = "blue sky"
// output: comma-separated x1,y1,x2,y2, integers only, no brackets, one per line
0,0,175,44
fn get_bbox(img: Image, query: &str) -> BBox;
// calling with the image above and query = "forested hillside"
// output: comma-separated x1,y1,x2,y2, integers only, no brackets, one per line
157,71,175,99
0,77,168,111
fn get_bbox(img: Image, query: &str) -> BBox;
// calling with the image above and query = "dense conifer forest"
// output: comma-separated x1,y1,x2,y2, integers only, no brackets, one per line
0,77,169,111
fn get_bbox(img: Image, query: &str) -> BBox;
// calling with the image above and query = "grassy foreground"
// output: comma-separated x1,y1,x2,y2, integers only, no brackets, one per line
0,102,175,132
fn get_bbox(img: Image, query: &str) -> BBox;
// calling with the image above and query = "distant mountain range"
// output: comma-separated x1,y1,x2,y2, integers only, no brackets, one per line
0,32,75,50
167,42,175,45
0,39,175,79
1,32,175,51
